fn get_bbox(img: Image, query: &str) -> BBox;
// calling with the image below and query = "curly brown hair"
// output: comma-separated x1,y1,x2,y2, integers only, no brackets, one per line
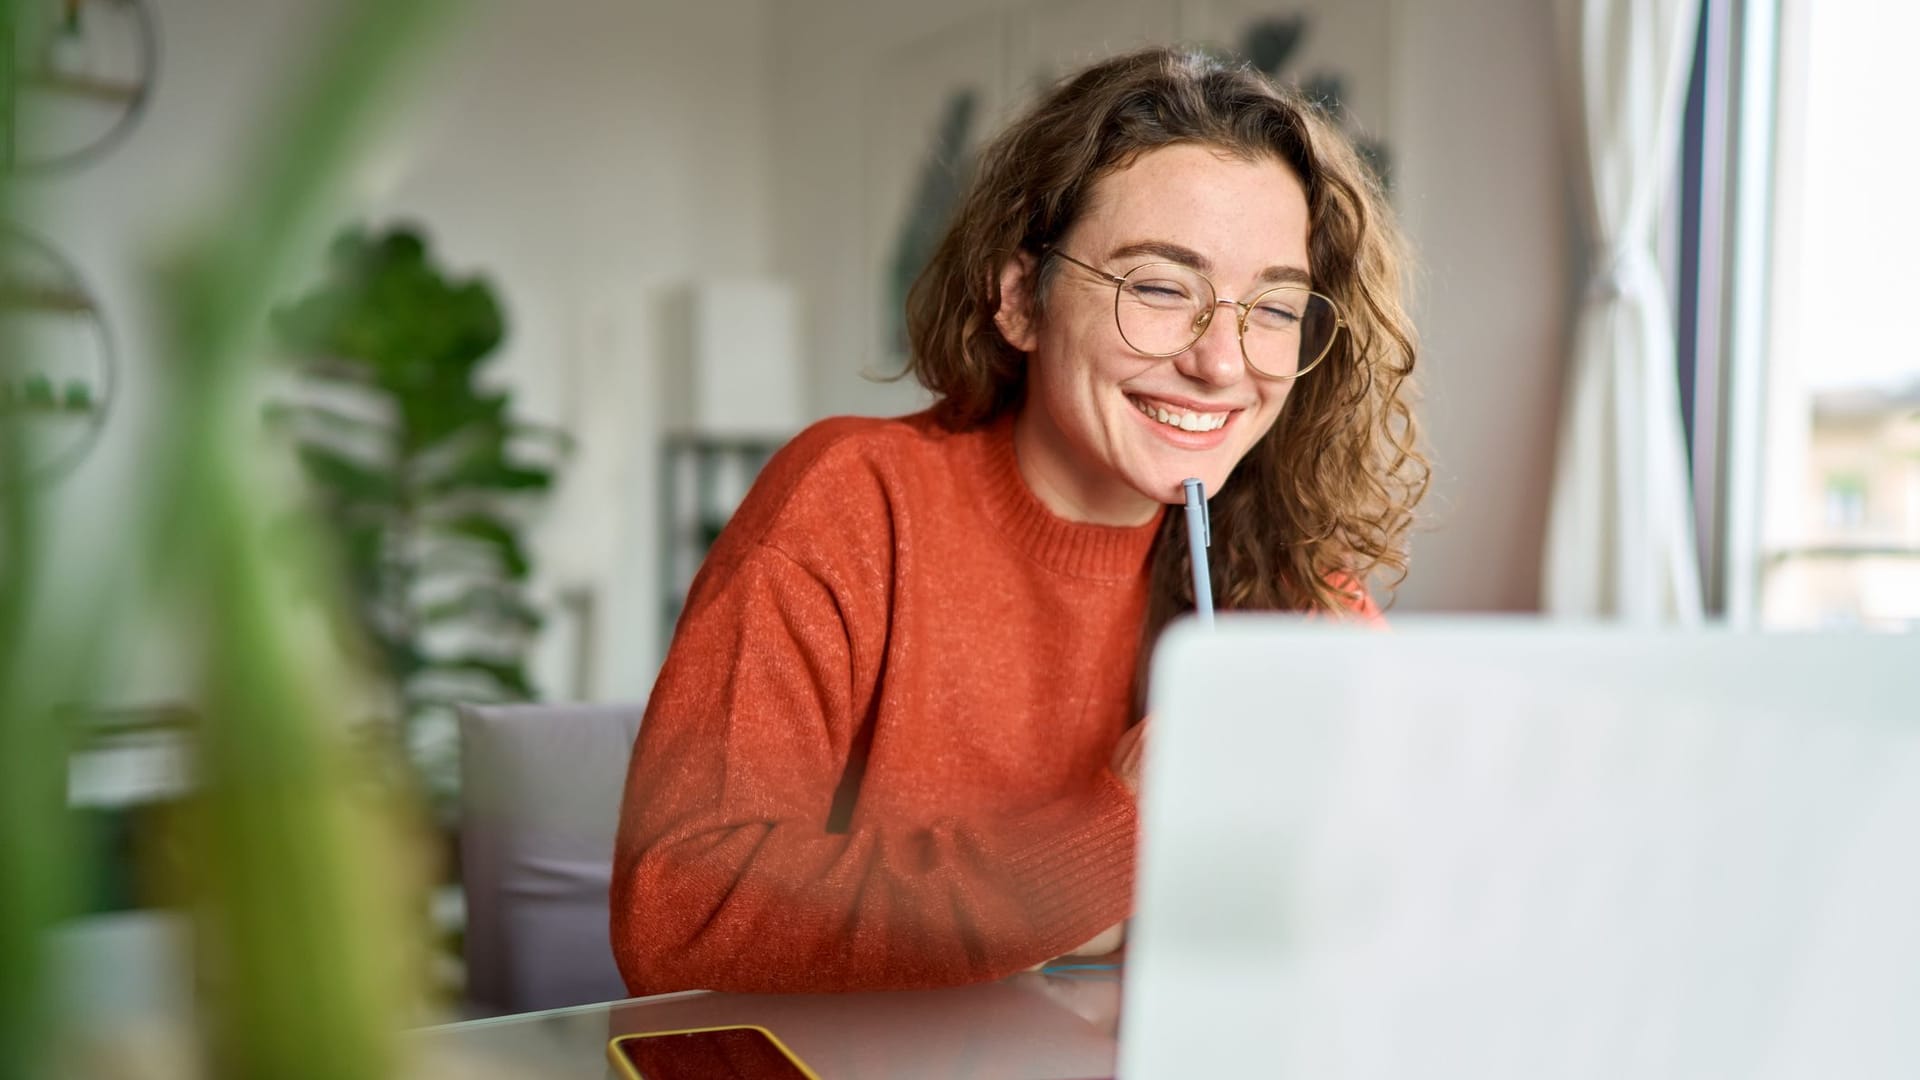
904,46,1428,659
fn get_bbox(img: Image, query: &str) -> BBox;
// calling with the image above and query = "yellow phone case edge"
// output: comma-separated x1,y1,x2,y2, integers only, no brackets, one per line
605,1024,823,1080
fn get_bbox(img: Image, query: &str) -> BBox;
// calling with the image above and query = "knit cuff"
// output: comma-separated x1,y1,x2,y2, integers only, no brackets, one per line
1005,771,1139,954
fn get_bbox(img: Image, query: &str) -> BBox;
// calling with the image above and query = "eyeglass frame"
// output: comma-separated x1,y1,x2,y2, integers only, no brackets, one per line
1040,246,1346,381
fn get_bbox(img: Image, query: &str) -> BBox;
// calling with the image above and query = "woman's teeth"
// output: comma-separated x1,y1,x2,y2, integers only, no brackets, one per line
1132,396,1229,432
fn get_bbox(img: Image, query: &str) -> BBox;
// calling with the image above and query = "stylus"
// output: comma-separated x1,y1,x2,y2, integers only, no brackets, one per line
1182,478,1213,628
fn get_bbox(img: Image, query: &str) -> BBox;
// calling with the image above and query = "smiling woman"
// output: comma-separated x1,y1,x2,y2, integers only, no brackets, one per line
611,46,1428,997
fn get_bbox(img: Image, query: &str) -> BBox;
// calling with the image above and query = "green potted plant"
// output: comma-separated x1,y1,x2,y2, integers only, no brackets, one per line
269,226,563,809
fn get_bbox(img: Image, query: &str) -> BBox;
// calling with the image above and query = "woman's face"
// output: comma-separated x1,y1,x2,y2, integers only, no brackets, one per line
1001,143,1312,525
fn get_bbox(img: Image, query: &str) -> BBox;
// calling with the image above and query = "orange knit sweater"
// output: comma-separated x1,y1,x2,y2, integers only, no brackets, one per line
610,410,1374,995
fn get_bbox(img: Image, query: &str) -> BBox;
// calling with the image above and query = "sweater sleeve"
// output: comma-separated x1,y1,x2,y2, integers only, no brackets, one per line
610,540,1137,996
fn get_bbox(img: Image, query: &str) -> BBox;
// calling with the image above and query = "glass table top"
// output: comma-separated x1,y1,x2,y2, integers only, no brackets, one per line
415,968,1121,1079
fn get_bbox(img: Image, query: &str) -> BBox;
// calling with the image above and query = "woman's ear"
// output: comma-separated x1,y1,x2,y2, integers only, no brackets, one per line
993,251,1039,353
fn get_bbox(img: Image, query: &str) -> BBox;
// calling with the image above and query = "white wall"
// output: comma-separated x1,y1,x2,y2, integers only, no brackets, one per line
29,0,355,708
366,0,776,702
1385,0,1571,611
768,0,1572,613
768,0,1011,422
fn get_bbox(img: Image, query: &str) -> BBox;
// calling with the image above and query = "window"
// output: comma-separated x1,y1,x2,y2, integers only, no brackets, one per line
1706,0,1920,631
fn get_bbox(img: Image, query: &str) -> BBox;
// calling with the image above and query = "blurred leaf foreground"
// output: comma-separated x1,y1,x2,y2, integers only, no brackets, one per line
0,2,486,1078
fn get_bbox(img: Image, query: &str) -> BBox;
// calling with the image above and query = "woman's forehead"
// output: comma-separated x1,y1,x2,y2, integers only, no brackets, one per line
1069,144,1310,271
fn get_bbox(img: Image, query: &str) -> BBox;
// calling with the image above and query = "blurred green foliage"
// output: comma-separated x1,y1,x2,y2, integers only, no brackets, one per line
270,226,560,806
2,2,459,1079
2,1,84,1072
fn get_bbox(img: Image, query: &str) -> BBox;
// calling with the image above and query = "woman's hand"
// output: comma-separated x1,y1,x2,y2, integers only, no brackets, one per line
1111,718,1149,796
1064,920,1125,957
1030,919,1125,974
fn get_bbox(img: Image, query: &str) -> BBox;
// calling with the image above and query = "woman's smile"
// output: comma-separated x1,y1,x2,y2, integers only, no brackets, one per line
1123,391,1240,447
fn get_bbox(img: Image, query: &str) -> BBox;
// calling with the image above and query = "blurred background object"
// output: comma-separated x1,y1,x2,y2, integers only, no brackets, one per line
1538,0,1704,624
6,1,460,1078
456,701,640,1016
4,0,157,173
1760,384,1920,630
0,222,115,485
269,224,563,815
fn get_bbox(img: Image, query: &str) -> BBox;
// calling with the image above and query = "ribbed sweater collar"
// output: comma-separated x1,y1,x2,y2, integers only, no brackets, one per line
966,412,1164,582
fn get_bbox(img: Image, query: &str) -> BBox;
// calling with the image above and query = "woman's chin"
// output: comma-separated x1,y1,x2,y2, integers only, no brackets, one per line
1141,450,1244,500
1129,470,1222,507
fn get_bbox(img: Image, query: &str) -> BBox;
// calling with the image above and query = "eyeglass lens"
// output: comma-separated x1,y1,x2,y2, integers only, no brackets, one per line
1114,262,1338,378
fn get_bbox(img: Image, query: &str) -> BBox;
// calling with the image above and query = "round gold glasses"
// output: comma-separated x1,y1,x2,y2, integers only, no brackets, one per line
1047,248,1345,380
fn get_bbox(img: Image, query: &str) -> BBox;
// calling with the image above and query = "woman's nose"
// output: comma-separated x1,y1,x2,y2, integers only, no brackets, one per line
1176,302,1246,386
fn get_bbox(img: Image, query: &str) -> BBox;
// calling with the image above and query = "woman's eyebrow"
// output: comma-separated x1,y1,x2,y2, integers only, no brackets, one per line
1253,264,1313,287
1106,239,1312,287
1108,239,1211,269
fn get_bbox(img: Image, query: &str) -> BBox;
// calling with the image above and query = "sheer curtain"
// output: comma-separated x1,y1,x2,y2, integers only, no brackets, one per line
1542,0,1705,622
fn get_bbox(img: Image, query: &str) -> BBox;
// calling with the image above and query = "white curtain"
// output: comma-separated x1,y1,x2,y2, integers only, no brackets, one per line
1542,0,1705,622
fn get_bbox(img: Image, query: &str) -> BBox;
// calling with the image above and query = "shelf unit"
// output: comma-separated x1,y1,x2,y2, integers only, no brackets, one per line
657,433,785,649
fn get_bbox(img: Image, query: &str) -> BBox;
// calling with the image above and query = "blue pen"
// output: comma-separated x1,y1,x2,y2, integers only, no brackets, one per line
1181,478,1213,627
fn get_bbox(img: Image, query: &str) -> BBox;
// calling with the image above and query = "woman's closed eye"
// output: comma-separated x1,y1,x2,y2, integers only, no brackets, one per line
1249,301,1303,328
1129,281,1194,301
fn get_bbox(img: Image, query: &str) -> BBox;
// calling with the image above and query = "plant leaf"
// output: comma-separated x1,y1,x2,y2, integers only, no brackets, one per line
416,584,541,631
414,447,552,497
425,513,530,578
408,655,534,699
295,444,397,506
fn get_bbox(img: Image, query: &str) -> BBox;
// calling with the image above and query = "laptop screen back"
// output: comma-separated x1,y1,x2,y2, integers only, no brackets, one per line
1122,618,1920,1079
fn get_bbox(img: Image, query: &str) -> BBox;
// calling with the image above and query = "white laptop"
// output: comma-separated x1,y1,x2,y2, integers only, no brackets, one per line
1121,617,1920,1079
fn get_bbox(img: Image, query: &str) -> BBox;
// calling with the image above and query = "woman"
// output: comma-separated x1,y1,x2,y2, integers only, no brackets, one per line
611,46,1426,995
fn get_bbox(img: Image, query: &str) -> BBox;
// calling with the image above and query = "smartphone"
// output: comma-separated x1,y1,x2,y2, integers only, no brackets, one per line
606,1025,821,1080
